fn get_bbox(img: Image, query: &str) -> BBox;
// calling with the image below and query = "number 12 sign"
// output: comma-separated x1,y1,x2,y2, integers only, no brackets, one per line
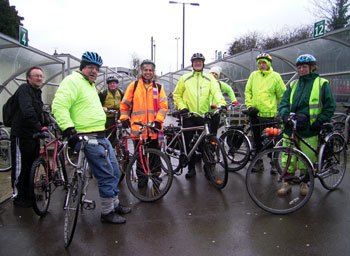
314,20,326,38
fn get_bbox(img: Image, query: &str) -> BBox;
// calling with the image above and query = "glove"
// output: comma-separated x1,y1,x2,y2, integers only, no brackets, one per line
220,105,227,111
153,121,162,130
310,120,322,132
63,127,77,138
283,115,291,127
210,104,218,110
248,107,259,117
232,101,239,106
179,108,189,115
40,127,50,137
121,119,130,128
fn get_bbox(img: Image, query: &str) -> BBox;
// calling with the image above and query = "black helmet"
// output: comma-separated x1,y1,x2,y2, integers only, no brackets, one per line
141,59,156,69
106,75,119,84
191,53,205,62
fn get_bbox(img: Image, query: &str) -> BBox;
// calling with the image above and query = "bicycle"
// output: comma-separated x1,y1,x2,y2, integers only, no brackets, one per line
124,121,173,202
63,134,98,248
246,112,347,214
0,122,11,172
163,107,228,189
219,108,282,172
29,118,68,216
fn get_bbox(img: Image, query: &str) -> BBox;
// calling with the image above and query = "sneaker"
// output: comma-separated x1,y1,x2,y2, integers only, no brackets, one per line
101,211,126,224
300,182,309,196
115,204,132,215
185,168,196,179
277,182,292,196
252,159,264,172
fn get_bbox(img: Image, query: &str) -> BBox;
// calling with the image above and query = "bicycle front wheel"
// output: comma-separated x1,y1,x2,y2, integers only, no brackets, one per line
0,138,11,172
30,158,51,216
203,136,228,189
219,129,250,172
246,147,314,214
318,133,347,190
64,172,82,248
126,148,173,202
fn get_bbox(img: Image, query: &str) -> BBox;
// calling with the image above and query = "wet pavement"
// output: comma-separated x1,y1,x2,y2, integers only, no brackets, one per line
1,156,350,256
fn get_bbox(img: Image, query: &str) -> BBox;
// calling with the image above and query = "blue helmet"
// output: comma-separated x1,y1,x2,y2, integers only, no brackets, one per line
81,51,103,67
296,54,316,66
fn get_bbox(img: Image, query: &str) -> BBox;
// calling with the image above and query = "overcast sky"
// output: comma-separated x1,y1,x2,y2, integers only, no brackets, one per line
11,0,317,75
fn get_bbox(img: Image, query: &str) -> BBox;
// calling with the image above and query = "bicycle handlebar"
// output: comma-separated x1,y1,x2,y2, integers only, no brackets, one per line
133,121,162,133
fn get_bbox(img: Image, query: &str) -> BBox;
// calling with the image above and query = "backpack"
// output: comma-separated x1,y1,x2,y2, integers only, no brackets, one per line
99,88,124,104
2,92,18,127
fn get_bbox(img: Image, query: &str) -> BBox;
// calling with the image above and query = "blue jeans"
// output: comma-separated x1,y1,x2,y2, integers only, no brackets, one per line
83,138,120,198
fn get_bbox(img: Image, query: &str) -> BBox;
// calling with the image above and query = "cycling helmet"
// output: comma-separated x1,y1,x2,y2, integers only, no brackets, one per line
296,54,317,66
81,51,103,67
256,52,272,62
106,75,119,84
140,59,156,69
191,53,205,62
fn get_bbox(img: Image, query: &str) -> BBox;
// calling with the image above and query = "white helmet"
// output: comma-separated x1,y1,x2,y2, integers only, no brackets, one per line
209,66,222,77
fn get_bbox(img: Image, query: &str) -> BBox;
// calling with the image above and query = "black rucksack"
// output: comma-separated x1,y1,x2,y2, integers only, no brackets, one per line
2,92,18,127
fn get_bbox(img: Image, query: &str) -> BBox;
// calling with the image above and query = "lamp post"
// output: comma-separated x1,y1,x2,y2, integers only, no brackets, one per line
169,1,200,69
175,37,180,70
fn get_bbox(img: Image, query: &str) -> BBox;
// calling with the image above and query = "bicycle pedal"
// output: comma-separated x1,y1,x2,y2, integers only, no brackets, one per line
83,199,96,210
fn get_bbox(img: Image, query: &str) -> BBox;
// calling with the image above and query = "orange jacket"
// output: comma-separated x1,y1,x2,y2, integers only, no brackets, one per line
120,78,168,139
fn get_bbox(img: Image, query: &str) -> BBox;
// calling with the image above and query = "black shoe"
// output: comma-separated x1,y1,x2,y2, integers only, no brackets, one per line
101,211,126,224
115,204,132,215
138,178,148,188
185,168,196,179
13,198,32,208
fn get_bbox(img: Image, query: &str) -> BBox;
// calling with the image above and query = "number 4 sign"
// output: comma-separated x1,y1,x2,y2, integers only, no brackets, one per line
314,20,326,38
19,26,28,47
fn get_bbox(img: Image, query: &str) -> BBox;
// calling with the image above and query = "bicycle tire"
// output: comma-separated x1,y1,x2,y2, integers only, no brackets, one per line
0,127,10,139
318,133,347,190
219,129,250,172
30,158,51,216
64,172,82,248
0,138,11,172
246,147,314,214
125,148,173,202
114,143,127,183
164,134,183,174
203,136,228,189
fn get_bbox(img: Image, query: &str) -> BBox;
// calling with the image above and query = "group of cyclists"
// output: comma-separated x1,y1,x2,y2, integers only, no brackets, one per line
9,49,336,224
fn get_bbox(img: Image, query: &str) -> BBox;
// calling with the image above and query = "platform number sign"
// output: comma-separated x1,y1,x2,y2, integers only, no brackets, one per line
314,20,326,38
19,26,28,47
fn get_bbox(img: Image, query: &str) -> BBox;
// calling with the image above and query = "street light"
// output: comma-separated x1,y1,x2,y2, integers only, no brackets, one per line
175,37,180,70
169,1,200,69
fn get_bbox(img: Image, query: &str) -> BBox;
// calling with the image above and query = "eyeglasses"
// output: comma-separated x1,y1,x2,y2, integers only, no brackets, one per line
30,74,44,79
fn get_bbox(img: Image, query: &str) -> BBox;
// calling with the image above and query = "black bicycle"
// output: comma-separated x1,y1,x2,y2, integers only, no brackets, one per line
163,107,228,189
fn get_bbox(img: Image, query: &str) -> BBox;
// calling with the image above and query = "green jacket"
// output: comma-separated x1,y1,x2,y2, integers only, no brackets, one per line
173,70,226,114
211,80,237,106
52,71,106,132
279,72,336,137
245,67,286,117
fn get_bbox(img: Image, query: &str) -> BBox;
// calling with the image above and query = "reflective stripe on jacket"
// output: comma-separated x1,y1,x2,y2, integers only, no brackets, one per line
290,77,327,124
52,71,106,132
244,67,286,117
120,78,168,140
173,70,226,114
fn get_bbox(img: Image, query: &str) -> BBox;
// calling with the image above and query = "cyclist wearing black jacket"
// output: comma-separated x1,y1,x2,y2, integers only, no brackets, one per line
10,66,45,207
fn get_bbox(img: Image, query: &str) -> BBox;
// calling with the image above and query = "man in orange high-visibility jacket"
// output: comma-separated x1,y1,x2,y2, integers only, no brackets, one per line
119,59,168,188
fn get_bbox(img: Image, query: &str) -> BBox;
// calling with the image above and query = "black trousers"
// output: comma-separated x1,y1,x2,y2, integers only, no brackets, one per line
182,116,205,170
11,136,40,200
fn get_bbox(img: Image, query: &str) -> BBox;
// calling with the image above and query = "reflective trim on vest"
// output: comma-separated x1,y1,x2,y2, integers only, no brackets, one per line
159,97,167,101
131,110,146,116
290,77,327,124
122,98,132,105
158,109,166,115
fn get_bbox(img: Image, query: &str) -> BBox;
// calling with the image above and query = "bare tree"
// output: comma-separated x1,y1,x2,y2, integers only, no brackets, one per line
130,53,141,77
310,0,350,31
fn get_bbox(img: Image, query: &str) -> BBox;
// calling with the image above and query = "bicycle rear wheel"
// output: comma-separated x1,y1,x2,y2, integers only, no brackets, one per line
0,138,11,172
203,136,228,189
219,129,250,172
30,158,51,216
64,172,82,248
164,135,183,174
246,147,314,214
318,133,347,190
126,148,173,202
